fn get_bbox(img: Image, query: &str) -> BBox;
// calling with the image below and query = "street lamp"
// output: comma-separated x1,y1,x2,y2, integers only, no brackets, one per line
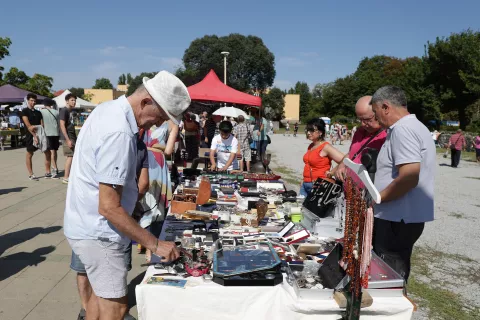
221,51,230,85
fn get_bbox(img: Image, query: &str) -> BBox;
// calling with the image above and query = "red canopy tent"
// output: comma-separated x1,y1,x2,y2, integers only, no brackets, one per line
187,70,261,107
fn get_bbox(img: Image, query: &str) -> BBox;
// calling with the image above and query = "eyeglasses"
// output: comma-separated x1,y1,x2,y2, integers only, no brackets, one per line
358,114,376,124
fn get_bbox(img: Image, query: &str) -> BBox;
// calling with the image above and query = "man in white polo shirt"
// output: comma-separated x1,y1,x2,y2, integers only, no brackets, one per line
64,71,190,320
370,86,435,283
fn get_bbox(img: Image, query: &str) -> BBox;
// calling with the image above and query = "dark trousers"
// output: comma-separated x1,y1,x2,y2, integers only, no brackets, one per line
373,218,425,282
451,148,461,167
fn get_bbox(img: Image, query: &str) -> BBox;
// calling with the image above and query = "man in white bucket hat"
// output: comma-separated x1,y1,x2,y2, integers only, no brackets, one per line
64,71,190,320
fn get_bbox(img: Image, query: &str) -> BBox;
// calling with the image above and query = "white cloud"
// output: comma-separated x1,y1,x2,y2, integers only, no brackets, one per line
273,80,293,90
299,52,319,58
278,56,307,67
99,46,127,56
15,58,33,65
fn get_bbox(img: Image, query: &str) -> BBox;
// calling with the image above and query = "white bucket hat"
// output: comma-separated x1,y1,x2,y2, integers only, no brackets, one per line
142,71,191,125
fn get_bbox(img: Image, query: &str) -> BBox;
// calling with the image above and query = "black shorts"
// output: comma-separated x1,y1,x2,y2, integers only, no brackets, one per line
25,133,38,153
47,136,60,151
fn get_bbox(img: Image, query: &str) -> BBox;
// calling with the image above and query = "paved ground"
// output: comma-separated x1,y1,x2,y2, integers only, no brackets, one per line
0,147,145,320
268,133,480,319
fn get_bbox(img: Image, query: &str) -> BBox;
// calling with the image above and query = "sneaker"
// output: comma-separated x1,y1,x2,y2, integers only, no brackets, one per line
29,175,39,181
62,178,69,184
52,168,59,175
45,173,52,179
50,171,59,179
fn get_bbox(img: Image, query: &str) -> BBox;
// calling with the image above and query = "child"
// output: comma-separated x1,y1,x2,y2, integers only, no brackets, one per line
210,121,238,171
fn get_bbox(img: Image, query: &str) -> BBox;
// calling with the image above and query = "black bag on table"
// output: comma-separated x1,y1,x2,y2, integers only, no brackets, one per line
302,178,343,218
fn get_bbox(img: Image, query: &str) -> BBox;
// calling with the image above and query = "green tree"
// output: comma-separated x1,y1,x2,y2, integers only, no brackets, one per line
118,74,126,85
262,87,285,121
3,67,30,87
126,72,157,96
426,29,480,129
126,73,133,84
92,78,113,89
178,34,275,92
0,37,12,82
68,87,85,99
321,76,358,118
25,74,53,97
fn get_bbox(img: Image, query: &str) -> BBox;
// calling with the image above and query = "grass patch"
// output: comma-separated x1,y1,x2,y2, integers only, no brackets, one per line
283,177,302,187
448,212,464,219
408,276,480,320
273,166,297,176
409,246,480,319
275,124,306,134
436,148,476,161
465,176,480,180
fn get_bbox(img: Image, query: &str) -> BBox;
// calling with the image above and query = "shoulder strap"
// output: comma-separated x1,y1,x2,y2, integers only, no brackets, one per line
351,129,384,161
46,108,57,121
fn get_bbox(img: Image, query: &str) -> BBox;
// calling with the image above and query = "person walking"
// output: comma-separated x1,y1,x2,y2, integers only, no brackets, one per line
59,93,77,184
474,133,480,163
284,121,290,136
371,86,435,282
64,71,190,320
293,122,299,137
300,118,345,197
448,129,466,168
40,98,60,178
234,115,252,172
21,93,44,180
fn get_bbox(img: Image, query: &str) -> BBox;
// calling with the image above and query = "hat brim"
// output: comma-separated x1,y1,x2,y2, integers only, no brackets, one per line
142,77,182,125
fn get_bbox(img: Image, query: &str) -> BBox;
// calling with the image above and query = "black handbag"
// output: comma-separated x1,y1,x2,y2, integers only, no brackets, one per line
303,177,343,218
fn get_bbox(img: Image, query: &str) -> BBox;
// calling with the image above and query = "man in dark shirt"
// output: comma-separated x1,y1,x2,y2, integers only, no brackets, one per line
59,93,78,184
204,114,222,148
21,93,43,180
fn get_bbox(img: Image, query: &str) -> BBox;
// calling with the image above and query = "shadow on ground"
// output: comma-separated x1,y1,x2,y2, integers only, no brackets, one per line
0,226,62,256
0,186,27,195
0,245,56,281
127,271,146,311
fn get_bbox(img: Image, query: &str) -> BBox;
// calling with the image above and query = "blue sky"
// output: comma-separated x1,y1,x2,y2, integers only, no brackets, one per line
1,0,480,91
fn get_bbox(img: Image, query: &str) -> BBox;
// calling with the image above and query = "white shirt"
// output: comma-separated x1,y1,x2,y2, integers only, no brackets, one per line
210,134,238,170
64,95,138,245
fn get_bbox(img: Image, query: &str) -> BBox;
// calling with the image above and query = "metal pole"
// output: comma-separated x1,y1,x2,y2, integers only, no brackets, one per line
224,55,227,85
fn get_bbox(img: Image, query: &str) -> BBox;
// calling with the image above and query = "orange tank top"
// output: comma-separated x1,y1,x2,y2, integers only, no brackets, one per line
303,142,332,183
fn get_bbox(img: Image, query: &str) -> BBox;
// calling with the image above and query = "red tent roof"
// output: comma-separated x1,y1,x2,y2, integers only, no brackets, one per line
53,89,65,97
187,70,261,106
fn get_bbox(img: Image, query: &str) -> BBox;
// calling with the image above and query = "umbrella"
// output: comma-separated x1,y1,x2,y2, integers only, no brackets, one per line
213,106,248,119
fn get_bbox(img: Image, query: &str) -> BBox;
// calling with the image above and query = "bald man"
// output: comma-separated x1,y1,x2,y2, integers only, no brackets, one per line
334,96,387,181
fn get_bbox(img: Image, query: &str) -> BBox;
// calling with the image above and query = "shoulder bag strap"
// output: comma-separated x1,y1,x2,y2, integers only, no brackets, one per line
46,108,58,121
351,129,384,161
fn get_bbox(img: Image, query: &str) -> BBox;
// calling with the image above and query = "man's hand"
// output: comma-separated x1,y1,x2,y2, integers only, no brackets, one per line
218,166,227,172
210,163,216,171
334,162,347,182
205,137,208,143
28,126,37,134
154,240,180,262
66,139,73,148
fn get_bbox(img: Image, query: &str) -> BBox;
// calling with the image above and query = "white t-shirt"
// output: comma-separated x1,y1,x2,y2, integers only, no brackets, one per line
210,134,238,170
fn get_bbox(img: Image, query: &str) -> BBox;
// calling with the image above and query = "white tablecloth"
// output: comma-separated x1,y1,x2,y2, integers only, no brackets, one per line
136,266,414,320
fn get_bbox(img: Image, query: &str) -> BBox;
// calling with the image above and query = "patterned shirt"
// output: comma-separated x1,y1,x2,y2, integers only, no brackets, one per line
449,133,466,151
234,123,250,149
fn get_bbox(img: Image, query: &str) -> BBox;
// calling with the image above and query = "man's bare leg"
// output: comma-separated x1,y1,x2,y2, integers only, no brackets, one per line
51,150,58,171
26,151,34,175
92,292,127,320
246,161,251,172
77,273,92,311
44,151,52,174
65,156,73,179
239,158,244,172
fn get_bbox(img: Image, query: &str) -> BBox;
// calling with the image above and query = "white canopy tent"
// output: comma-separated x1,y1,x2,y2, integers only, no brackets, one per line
54,90,96,109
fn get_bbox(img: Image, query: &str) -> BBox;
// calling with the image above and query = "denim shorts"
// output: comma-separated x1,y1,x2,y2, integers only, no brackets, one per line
70,242,132,273
68,239,131,299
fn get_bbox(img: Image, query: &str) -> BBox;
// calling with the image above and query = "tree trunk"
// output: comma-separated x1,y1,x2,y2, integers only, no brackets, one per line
458,106,467,130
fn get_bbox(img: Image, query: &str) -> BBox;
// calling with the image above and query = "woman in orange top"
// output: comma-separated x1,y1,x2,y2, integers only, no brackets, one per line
300,118,345,197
